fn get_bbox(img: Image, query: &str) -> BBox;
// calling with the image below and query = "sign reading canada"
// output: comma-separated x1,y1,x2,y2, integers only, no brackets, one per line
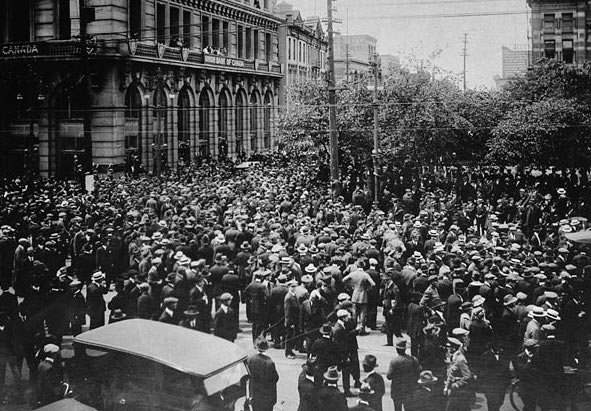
204,54,245,68
2,43,40,56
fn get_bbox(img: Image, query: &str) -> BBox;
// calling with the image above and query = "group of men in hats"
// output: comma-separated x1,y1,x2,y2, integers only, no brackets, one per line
0,153,589,410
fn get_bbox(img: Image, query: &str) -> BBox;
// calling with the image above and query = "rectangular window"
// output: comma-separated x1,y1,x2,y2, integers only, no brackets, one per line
170,7,179,46
544,39,556,59
544,14,555,31
253,30,259,59
288,38,291,60
202,15,209,48
246,27,252,59
156,3,166,43
0,4,5,43
59,0,71,39
264,0,269,9
562,13,574,32
237,25,244,58
212,19,219,49
129,0,142,39
11,1,31,42
183,10,191,47
222,21,229,52
265,32,272,61
563,39,574,63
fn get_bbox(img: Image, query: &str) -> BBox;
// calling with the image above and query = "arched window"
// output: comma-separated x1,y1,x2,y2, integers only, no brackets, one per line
178,87,191,164
235,90,246,154
199,90,211,156
263,91,272,150
152,87,168,171
250,91,259,152
218,90,229,157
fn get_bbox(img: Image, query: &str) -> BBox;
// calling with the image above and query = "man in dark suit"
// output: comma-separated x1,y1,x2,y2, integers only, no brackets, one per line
268,274,289,348
86,271,107,329
190,275,211,333
178,305,200,330
386,338,421,411
409,370,440,411
213,293,238,342
284,279,300,359
137,282,156,319
244,272,269,343
158,297,178,324
35,344,63,407
67,279,86,336
362,354,384,411
349,383,376,411
317,366,347,411
247,337,279,411
297,359,319,411
332,309,359,397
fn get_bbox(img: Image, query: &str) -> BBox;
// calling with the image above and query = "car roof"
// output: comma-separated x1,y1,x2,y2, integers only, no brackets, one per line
74,319,247,378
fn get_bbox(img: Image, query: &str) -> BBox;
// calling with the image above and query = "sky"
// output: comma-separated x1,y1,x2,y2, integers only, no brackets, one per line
286,0,530,89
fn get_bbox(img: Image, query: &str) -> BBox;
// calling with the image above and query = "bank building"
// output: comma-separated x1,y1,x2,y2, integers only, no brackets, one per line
0,0,282,178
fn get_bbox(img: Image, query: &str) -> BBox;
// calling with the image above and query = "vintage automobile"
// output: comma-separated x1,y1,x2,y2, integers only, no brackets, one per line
67,319,249,411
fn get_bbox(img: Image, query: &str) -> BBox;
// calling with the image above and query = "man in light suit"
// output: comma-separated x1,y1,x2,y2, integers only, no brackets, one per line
342,260,375,335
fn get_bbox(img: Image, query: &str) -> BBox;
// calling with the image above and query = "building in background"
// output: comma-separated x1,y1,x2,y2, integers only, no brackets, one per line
493,45,530,90
527,0,588,64
380,54,402,77
0,0,282,178
333,33,378,83
276,1,327,108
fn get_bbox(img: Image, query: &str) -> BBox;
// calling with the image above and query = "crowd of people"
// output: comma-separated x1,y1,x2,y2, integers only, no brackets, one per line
0,154,589,410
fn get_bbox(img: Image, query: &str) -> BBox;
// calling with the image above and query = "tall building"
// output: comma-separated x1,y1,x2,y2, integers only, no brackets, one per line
333,33,377,83
493,45,530,90
0,0,282,178
276,2,328,108
527,0,588,64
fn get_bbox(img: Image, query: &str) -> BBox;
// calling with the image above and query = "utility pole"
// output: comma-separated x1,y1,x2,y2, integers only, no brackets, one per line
345,43,350,82
462,33,468,92
371,52,380,205
327,0,340,196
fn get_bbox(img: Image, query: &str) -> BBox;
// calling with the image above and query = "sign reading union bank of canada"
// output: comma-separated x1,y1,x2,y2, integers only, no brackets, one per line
204,54,245,68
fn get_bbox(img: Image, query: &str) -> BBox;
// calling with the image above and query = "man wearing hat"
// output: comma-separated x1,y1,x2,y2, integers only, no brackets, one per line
362,354,384,411
159,297,179,324
284,279,300,359
349,383,375,411
409,370,440,411
87,271,107,329
444,337,472,411
496,294,521,360
35,343,63,407
386,338,421,411
67,279,86,336
179,305,200,330
309,323,337,387
524,306,545,344
317,366,347,411
514,339,538,411
247,337,279,411
297,359,319,411
244,271,269,343
213,293,238,342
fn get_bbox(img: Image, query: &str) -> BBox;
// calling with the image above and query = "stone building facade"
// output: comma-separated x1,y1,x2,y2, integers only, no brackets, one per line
0,0,282,178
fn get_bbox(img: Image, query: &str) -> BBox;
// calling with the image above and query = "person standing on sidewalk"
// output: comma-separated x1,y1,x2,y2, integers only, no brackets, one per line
247,337,279,411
